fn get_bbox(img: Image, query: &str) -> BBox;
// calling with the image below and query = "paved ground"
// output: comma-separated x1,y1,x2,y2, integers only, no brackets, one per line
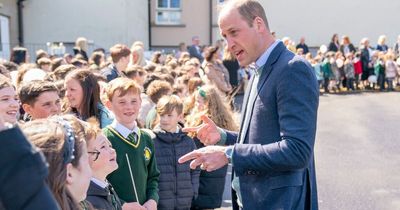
216,91,400,210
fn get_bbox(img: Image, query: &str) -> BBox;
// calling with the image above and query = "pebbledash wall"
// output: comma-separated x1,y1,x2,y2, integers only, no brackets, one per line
260,0,400,47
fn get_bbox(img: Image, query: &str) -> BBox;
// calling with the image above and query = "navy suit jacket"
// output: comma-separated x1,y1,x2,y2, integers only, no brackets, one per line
225,42,319,210
188,45,204,63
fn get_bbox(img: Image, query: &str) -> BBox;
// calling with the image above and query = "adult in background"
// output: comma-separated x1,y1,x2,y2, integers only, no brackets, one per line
328,33,340,52
179,0,319,209
73,37,89,61
393,35,400,56
360,38,373,88
376,35,389,52
296,36,309,55
188,36,204,63
202,46,232,94
339,35,356,55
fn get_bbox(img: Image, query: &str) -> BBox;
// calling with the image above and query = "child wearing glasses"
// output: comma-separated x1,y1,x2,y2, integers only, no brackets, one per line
84,120,141,210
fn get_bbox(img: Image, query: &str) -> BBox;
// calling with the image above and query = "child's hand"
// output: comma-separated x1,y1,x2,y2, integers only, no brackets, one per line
122,202,146,210
142,199,157,210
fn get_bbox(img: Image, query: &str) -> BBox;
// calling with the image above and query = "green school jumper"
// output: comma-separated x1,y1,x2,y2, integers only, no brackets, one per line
103,126,160,205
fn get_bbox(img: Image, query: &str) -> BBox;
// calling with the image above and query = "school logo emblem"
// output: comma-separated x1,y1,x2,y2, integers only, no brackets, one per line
144,147,151,161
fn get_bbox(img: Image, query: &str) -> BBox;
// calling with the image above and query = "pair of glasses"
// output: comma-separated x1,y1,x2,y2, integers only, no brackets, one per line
88,150,101,161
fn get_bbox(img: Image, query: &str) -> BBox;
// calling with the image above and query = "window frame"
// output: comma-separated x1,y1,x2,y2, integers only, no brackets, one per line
155,0,182,25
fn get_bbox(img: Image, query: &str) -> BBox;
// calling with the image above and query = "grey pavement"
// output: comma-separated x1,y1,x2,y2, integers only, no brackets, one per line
217,91,400,210
316,92,400,210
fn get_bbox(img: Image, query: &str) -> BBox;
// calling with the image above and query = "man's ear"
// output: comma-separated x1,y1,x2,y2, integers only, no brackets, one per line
254,16,264,31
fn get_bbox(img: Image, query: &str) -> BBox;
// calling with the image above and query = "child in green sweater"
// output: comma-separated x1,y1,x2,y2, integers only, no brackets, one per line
103,77,160,210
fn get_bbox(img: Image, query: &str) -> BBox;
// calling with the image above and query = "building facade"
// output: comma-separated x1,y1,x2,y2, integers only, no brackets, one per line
22,0,148,56
1,0,400,60
150,0,223,50
0,0,18,60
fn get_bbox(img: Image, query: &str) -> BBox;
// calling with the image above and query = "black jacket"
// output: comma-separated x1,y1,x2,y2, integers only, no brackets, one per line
328,42,339,52
191,137,228,209
0,127,59,210
153,126,200,210
86,181,123,210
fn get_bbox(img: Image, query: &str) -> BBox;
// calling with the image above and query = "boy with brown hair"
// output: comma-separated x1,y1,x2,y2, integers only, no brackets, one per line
18,80,61,121
103,77,159,210
37,57,52,72
101,44,131,82
152,95,200,210
144,80,173,129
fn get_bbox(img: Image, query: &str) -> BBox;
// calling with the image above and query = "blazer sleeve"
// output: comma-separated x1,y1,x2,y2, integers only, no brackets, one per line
232,58,319,175
224,129,238,146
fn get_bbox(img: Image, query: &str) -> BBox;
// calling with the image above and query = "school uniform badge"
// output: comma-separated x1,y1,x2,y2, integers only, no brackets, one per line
144,147,151,161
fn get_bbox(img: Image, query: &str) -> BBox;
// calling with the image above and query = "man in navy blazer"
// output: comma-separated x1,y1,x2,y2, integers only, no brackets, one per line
188,36,204,63
179,0,319,209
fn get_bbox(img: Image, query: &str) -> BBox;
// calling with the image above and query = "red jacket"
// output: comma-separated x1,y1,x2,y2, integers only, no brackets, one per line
354,60,363,75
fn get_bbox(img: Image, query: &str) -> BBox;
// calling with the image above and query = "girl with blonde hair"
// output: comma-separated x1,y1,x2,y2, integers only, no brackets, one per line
129,45,147,67
74,37,89,61
185,85,238,209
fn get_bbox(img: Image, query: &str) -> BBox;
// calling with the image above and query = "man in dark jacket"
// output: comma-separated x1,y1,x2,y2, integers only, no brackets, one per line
296,37,309,54
188,36,204,63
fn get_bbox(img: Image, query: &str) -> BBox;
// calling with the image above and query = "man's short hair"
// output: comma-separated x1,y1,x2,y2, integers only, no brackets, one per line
220,0,269,29
106,77,141,101
110,44,131,63
18,80,59,106
156,95,183,116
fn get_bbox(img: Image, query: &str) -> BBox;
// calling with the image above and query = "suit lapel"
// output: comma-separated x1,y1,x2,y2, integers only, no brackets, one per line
238,42,286,144
256,42,286,93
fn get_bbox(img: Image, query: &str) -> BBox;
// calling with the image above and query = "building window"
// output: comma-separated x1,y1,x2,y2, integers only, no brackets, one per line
156,0,181,25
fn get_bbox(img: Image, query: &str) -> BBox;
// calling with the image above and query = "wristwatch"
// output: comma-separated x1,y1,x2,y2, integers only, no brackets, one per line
225,146,234,164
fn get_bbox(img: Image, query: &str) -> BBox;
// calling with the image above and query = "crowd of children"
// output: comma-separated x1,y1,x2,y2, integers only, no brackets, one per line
292,35,400,93
1,33,399,210
0,36,241,210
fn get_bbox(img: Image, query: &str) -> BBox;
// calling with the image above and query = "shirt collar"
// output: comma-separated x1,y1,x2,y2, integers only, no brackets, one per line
110,120,139,138
254,40,281,71
91,177,108,189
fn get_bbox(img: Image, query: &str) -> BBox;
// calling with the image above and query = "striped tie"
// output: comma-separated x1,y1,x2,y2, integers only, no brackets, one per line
127,132,138,144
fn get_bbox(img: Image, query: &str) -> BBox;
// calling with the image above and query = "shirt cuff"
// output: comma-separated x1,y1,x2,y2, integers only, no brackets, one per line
216,127,227,145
